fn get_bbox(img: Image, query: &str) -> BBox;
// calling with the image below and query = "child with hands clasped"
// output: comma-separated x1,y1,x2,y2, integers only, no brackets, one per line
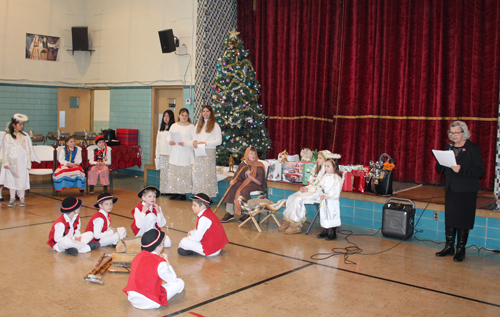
123,229,185,309
47,197,100,256
178,193,229,256
315,158,343,240
131,186,171,248
279,150,335,234
88,135,111,194
85,193,127,247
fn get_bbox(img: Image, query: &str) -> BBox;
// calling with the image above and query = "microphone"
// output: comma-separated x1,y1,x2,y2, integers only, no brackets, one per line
448,141,455,150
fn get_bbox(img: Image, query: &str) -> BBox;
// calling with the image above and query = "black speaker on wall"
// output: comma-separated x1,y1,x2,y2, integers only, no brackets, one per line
72,27,89,51
158,29,178,53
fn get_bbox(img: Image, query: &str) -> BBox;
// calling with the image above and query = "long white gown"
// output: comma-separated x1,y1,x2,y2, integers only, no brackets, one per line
166,123,194,193
318,173,343,228
1,132,40,190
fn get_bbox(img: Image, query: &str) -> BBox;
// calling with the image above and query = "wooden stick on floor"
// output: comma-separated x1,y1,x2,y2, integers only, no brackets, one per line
214,166,248,213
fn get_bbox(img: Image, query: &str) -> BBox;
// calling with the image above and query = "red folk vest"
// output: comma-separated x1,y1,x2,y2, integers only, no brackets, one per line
131,202,161,235
197,208,229,255
85,211,109,243
122,251,169,306
47,214,79,248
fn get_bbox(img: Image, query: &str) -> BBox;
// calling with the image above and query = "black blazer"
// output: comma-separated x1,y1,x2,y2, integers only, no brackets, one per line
435,139,485,192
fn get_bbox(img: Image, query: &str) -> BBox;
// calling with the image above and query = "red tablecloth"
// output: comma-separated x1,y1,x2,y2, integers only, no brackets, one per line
31,145,142,170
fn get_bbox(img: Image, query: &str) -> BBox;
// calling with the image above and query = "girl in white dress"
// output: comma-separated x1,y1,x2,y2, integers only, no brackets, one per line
156,110,175,195
279,150,334,234
1,114,40,207
316,158,343,240
166,108,194,200
192,105,222,198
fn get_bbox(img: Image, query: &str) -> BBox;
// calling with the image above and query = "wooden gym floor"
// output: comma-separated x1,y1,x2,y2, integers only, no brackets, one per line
1,175,500,316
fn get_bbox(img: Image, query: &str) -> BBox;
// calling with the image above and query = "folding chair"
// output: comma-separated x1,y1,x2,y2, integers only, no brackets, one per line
86,145,113,194
28,145,56,196
247,160,272,222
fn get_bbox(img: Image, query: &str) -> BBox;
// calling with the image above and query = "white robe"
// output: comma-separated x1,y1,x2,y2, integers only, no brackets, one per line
318,173,343,228
1,132,40,190
167,123,194,167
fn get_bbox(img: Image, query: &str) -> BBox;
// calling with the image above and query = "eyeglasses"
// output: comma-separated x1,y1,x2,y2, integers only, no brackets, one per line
448,131,463,136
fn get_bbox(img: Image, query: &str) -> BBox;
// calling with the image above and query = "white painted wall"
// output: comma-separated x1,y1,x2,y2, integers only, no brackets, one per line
0,0,196,87
93,89,110,120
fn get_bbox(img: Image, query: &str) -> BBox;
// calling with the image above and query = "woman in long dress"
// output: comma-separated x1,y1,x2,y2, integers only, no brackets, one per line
156,110,175,195
166,108,194,200
1,113,40,207
192,105,222,198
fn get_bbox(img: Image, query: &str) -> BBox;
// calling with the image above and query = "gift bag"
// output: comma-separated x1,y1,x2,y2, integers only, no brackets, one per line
374,169,393,195
370,153,394,195
282,161,304,183
266,159,283,181
352,170,366,193
302,162,317,185
341,172,353,191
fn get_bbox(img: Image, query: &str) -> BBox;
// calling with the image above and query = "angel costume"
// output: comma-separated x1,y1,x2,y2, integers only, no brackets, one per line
317,173,343,229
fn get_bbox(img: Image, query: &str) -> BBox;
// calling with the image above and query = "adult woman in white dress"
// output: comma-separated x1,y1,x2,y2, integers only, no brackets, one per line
156,110,175,195
192,105,222,198
1,114,40,207
166,108,194,200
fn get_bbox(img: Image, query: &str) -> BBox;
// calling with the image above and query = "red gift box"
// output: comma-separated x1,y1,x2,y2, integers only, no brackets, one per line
117,129,138,145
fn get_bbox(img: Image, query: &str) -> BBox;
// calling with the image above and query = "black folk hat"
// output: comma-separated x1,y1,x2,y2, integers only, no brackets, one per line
191,193,212,205
94,192,118,208
141,229,165,252
138,186,161,199
60,197,83,213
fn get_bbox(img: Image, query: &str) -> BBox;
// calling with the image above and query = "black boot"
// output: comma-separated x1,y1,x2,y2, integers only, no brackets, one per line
169,194,180,200
103,186,108,193
436,226,456,257
325,227,337,241
454,229,469,262
89,185,94,194
317,228,328,239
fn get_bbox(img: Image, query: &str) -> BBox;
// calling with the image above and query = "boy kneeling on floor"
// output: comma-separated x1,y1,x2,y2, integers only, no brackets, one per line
178,193,229,256
123,229,185,309
47,197,100,256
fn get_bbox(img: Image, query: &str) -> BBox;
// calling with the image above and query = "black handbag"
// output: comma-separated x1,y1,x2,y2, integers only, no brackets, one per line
370,153,394,195
102,129,116,142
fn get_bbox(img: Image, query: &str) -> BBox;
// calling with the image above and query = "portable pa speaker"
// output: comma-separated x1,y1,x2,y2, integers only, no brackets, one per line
381,198,415,240
72,27,89,51
158,29,177,53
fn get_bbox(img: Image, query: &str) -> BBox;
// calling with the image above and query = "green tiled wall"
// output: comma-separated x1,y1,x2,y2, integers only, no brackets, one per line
109,87,152,172
0,84,58,138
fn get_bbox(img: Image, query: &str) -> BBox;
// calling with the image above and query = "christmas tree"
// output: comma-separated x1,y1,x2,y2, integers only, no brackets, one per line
211,28,272,166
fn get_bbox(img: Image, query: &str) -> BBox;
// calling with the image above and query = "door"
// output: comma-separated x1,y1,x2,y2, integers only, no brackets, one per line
151,87,184,164
57,88,92,134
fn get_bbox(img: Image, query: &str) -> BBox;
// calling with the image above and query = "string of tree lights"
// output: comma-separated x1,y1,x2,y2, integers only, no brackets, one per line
212,28,272,165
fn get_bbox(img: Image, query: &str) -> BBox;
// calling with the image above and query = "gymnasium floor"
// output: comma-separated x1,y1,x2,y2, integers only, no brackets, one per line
1,175,500,316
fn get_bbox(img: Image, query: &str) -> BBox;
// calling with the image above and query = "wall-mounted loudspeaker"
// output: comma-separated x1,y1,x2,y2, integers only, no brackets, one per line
72,27,89,51
158,29,179,53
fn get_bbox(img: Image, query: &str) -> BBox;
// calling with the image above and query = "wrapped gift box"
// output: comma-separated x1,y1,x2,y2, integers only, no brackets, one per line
282,161,304,183
302,162,317,185
266,159,283,181
117,128,138,145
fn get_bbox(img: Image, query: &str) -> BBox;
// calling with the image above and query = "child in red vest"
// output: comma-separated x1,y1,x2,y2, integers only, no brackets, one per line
123,229,185,309
85,193,127,247
131,186,171,247
178,193,229,256
47,197,100,256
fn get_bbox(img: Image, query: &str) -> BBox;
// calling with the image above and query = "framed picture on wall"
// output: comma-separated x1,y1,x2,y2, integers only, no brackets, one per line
26,33,60,61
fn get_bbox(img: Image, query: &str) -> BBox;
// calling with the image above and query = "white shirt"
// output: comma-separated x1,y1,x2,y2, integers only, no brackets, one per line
53,213,81,243
187,208,212,242
134,201,167,229
193,120,222,150
91,209,115,240
155,130,171,158
89,147,111,166
58,146,82,166
126,251,179,309
167,123,195,166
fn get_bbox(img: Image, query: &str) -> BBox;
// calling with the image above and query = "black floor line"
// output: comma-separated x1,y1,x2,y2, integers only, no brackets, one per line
11,191,500,309
164,263,314,317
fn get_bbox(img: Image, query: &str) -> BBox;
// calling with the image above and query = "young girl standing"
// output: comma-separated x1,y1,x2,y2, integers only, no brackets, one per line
166,108,194,200
1,114,40,207
88,135,111,194
53,136,86,193
156,110,175,195
192,105,222,198
316,158,343,240
279,150,332,233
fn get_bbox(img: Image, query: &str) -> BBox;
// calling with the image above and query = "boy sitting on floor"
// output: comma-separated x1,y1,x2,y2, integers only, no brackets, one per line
178,193,229,256
47,196,100,256
85,193,127,247
123,229,185,309
131,186,171,248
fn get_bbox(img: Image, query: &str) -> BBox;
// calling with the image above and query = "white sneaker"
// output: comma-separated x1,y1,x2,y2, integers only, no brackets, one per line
7,199,16,207
19,198,26,207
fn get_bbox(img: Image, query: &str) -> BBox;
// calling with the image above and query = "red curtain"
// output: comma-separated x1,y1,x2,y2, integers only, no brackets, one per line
237,0,500,188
